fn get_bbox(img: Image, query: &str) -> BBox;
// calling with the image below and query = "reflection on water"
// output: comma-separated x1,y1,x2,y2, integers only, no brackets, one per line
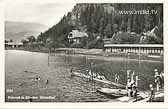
5,50,163,102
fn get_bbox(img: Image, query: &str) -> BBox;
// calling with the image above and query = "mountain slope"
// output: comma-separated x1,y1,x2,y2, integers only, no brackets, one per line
5,21,48,42
37,3,163,48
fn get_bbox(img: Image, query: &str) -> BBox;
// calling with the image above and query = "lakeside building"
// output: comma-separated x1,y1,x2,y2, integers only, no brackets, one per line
103,39,163,55
68,30,88,44
5,41,23,48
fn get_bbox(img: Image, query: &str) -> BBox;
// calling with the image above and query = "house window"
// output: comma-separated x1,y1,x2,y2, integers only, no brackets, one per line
69,33,72,38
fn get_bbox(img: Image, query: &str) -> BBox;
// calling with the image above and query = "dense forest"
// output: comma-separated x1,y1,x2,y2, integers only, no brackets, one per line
37,3,163,49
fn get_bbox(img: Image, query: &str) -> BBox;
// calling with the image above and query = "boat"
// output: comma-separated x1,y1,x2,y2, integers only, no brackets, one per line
71,72,125,89
116,96,144,102
97,88,149,102
116,90,164,103
135,90,164,102
97,88,127,98
148,55,161,58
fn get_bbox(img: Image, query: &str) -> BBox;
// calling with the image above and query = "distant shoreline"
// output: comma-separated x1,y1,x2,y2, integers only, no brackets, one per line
5,47,163,63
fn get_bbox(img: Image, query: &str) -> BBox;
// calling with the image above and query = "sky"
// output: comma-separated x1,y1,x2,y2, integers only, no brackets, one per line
5,0,77,27
5,0,162,27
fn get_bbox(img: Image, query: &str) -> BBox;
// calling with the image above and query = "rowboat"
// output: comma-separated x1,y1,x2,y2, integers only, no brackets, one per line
135,91,164,102
97,88,149,102
71,72,125,89
116,96,144,102
97,88,127,98
96,87,150,102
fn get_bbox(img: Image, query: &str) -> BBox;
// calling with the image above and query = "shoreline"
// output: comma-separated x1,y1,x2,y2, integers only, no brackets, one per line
5,47,163,63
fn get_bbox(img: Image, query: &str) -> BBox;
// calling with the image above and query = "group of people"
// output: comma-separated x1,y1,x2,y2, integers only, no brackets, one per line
70,65,164,102
70,65,106,80
125,68,164,101
86,62,106,80
87,69,106,80
126,70,139,98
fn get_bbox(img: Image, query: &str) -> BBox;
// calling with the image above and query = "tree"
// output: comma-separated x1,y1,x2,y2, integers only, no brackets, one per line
120,20,126,32
27,36,36,43
98,18,105,36
37,3,163,47
113,24,118,33
21,39,29,45
104,24,112,38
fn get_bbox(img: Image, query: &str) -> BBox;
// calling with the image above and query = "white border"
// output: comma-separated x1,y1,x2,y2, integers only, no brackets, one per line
0,0,168,108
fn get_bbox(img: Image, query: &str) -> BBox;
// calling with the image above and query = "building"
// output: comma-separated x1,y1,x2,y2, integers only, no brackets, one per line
68,30,88,44
5,41,23,48
103,39,163,55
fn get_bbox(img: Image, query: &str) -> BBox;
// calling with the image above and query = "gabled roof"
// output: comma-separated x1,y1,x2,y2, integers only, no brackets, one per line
6,42,23,45
68,30,88,39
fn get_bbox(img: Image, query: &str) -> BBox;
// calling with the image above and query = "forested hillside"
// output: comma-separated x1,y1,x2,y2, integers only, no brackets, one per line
37,3,163,49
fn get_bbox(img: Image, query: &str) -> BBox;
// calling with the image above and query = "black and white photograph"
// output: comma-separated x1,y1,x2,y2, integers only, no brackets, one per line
4,0,164,103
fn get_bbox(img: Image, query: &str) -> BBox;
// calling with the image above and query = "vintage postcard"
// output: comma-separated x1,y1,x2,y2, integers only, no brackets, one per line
1,0,168,108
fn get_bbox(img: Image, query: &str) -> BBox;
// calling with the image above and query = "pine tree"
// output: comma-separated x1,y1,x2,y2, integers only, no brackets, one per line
37,3,163,48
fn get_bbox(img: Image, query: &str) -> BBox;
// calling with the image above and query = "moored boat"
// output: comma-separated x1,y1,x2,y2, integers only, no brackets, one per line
97,88,127,98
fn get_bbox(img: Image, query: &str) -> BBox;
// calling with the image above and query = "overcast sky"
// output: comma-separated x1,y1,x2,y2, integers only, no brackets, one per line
5,0,77,27
5,0,156,27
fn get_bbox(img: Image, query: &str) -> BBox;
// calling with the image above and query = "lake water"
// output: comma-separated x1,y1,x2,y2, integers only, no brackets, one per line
5,50,163,102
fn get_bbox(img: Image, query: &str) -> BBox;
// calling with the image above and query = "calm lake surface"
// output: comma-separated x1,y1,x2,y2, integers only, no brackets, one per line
5,50,163,102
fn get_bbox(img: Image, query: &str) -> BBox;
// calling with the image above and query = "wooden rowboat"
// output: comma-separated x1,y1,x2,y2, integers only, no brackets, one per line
97,88,127,98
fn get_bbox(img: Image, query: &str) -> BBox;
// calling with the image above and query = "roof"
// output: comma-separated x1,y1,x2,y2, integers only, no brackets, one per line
68,30,88,39
5,39,12,42
104,44,163,48
6,42,23,45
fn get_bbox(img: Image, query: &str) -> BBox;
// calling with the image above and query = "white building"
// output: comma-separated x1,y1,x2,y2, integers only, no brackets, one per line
103,39,163,55
68,30,88,44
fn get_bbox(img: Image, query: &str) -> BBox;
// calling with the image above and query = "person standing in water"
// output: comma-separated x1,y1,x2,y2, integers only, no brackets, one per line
149,84,155,102
126,70,132,97
70,67,74,77
88,62,94,80
154,69,161,91
115,73,120,83
159,71,164,88
126,79,133,97
127,70,131,79
131,71,135,81
132,81,137,99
